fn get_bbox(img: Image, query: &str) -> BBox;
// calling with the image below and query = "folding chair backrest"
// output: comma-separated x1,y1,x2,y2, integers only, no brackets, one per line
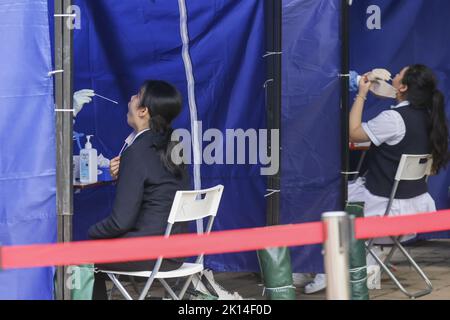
164,185,224,266
167,185,224,228
394,154,433,181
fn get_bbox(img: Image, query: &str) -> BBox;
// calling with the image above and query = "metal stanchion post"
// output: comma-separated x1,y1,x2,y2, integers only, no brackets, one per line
322,211,351,300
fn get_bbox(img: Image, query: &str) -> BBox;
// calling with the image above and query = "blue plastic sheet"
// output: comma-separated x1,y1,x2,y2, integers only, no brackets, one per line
0,0,56,299
281,0,342,273
282,0,450,273
350,0,450,238
72,0,266,271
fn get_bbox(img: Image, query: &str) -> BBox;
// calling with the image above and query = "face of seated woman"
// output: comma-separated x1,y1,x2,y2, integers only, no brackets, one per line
392,67,409,101
127,90,150,133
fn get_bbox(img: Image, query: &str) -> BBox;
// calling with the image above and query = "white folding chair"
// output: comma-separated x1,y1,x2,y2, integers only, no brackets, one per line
98,184,224,300
365,154,433,299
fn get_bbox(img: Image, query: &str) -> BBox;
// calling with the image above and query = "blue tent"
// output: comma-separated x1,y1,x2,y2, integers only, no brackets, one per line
349,0,450,239
0,0,56,299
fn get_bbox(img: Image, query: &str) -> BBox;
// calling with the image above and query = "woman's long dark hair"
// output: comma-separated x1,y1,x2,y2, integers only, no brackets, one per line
138,80,185,178
402,64,450,174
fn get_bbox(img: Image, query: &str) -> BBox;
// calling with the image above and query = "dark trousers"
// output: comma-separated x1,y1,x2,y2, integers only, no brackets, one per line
93,259,182,300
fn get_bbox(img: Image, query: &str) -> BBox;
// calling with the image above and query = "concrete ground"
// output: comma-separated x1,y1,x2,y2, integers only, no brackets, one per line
110,240,450,300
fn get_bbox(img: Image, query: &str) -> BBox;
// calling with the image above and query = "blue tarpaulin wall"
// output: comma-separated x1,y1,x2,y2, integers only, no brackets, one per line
281,0,342,273
350,0,450,239
0,0,56,299
282,0,450,273
71,0,267,272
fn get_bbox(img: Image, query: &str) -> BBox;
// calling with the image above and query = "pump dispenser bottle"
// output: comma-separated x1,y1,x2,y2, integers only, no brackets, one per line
80,135,98,183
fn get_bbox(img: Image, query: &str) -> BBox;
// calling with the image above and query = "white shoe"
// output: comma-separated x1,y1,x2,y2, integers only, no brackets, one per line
292,273,312,288
365,246,387,290
367,265,381,290
304,274,326,294
366,246,388,266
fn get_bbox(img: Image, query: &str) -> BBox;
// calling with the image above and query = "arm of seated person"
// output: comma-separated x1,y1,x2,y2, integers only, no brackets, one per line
349,126,370,143
349,75,371,144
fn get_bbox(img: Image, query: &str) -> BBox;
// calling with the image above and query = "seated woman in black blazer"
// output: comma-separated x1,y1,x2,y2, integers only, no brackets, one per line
88,80,190,299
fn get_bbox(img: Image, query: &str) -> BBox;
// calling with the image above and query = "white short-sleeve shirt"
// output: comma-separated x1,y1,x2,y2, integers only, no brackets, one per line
361,101,409,147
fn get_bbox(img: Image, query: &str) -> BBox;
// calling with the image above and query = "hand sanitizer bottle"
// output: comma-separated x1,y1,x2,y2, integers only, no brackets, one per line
80,135,98,184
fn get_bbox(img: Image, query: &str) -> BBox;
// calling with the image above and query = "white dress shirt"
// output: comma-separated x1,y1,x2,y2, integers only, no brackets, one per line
119,129,150,155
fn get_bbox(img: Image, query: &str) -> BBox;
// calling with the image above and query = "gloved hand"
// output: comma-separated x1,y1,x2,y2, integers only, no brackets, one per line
73,89,95,116
366,69,397,99
367,68,392,82
98,154,111,169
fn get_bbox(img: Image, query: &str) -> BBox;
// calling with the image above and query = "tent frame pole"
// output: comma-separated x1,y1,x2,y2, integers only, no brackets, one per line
340,0,350,209
265,0,282,226
55,0,74,300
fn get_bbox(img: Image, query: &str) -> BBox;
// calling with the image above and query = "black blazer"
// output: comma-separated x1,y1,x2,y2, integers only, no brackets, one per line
88,130,190,240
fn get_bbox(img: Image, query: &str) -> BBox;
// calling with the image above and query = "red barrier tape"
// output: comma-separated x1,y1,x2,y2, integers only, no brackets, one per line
0,222,324,270
1,209,450,270
355,209,450,239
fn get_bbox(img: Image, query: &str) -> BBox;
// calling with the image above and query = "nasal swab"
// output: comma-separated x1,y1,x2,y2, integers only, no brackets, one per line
95,93,118,104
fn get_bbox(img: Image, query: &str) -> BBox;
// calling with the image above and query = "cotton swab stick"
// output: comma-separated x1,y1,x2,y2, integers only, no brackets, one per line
95,93,119,104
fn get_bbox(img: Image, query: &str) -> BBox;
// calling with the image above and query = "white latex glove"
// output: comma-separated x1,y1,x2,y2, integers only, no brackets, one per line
73,89,95,116
97,153,111,168
367,68,392,82
363,69,396,99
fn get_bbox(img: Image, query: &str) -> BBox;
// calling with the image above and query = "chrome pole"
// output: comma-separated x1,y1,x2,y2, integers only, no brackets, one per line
322,211,351,300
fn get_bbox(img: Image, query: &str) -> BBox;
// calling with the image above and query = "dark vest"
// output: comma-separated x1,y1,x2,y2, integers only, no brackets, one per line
365,104,431,199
